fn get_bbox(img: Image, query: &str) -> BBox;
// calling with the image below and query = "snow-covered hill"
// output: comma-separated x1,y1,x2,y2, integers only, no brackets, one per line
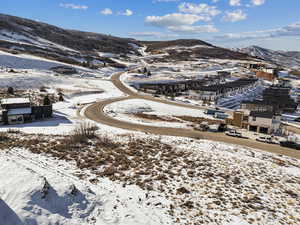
0,148,172,225
239,46,300,69
0,13,142,66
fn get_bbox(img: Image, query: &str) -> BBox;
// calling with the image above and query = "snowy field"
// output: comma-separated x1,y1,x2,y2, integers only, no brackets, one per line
104,99,216,128
1,133,299,225
0,50,124,78
125,59,254,84
0,148,173,225
0,71,125,135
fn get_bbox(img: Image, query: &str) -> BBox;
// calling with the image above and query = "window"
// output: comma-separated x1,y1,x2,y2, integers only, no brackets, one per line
253,117,256,121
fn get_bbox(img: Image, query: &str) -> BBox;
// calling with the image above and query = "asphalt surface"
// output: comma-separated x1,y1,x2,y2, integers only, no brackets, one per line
84,71,300,159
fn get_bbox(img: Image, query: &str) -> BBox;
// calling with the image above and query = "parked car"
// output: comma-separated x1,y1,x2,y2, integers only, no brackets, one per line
225,129,244,138
280,141,300,150
194,122,209,131
256,136,278,144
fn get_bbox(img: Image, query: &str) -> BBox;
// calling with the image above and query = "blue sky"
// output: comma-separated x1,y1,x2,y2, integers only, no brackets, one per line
1,0,300,50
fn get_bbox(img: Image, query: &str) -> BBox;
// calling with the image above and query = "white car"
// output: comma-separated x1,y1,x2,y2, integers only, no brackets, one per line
256,136,278,144
225,130,243,138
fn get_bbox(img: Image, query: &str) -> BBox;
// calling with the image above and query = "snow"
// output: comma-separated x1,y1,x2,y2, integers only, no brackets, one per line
0,148,173,225
0,30,79,53
0,50,70,70
1,98,30,105
1,133,300,225
98,52,118,58
104,99,215,128
7,107,32,115
0,70,125,135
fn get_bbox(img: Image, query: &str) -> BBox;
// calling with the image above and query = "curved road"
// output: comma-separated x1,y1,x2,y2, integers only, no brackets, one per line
85,71,300,159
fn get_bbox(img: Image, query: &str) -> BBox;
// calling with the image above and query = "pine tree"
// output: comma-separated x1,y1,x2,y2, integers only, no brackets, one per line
7,87,14,95
43,95,51,106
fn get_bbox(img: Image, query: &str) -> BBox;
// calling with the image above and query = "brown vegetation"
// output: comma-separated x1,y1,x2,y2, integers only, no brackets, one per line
134,113,181,122
175,116,222,125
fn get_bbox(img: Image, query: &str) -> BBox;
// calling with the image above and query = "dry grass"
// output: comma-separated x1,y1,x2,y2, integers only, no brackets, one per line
134,113,181,122
0,132,9,142
175,116,222,125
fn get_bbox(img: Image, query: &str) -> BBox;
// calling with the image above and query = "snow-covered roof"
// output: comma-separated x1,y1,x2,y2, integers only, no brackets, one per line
7,107,32,116
1,98,30,105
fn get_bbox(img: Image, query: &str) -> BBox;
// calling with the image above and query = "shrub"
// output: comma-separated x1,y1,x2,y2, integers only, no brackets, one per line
0,132,9,142
69,122,98,144
7,128,21,134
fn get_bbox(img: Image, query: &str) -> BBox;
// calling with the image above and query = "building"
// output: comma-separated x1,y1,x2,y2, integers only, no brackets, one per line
198,78,258,102
226,110,281,134
0,98,52,125
226,110,249,129
262,85,297,113
241,100,274,112
256,71,277,82
248,111,281,134
242,84,298,113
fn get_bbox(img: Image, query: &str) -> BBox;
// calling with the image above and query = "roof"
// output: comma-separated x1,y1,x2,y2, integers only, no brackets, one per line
1,98,30,105
7,107,32,116
250,111,274,119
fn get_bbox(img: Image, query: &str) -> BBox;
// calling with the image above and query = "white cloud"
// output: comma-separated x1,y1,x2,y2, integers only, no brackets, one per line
59,3,88,10
119,9,133,16
251,0,266,6
145,13,207,27
223,9,247,22
178,3,221,21
214,21,300,41
129,32,179,38
168,24,218,33
145,13,218,35
100,8,113,15
229,0,241,6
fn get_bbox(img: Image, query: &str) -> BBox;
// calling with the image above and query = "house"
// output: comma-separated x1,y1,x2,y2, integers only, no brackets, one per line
226,110,281,134
0,98,52,125
0,98,32,124
256,71,277,82
248,111,281,134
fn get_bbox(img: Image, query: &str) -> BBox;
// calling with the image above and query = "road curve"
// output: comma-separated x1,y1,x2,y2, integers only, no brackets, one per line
85,71,300,159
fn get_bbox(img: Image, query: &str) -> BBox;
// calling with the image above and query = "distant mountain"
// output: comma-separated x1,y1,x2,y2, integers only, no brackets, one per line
0,13,140,66
140,39,253,62
0,13,254,67
238,45,300,69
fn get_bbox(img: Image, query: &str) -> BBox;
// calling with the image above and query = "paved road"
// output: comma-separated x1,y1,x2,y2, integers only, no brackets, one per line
85,71,300,159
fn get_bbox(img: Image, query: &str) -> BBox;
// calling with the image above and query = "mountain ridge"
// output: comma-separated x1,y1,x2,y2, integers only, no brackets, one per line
0,13,254,66
238,45,300,69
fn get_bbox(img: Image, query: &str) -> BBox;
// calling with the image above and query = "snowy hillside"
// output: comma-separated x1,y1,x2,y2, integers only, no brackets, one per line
239,46,300,69
0,148,172,225
0,13,142,66
1,132,300,225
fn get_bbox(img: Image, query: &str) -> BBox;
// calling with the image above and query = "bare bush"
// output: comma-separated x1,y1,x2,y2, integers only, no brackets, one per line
0,132,9,142
69,122,98,144
7,128,21,134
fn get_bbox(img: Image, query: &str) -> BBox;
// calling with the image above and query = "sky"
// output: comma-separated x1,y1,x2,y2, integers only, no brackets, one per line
1,0,300,51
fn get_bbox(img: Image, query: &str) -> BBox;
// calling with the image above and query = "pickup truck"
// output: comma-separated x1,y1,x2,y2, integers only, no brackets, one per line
225,130,248,139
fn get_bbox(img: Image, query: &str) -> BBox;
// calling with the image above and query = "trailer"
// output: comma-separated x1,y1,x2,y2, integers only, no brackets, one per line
204,109,225,115
214,113,229,119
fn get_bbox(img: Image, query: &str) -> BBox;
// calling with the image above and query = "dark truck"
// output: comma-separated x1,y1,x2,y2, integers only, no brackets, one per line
280,141,300,150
